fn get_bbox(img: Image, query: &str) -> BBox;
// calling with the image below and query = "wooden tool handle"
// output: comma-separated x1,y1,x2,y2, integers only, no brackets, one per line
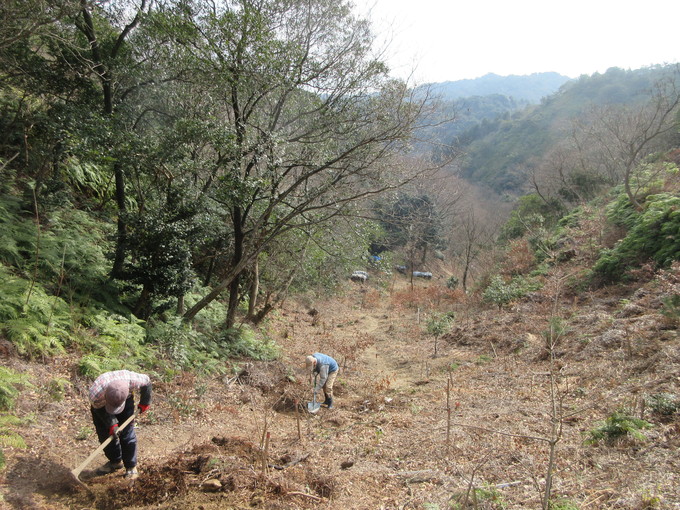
71,412,137,478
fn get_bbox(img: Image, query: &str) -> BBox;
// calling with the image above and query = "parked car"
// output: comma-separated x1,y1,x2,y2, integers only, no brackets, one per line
395,265,407,274
413,271,432,279
350,270,368,282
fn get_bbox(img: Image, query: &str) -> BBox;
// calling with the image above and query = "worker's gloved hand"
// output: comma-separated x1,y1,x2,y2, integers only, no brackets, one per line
137,404,149,414
109,424,119,438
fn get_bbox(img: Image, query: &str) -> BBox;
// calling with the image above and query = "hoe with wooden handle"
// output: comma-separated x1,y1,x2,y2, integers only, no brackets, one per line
70,412,137,488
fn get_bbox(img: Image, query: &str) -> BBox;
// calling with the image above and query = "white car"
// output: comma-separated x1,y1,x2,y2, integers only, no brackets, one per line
350,271,368,282
413,271,432,279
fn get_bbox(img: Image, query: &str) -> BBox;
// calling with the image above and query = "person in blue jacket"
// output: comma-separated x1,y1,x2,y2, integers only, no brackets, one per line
305,353,339,409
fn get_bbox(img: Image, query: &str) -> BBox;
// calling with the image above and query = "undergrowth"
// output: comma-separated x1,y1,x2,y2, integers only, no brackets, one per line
586,411,653,445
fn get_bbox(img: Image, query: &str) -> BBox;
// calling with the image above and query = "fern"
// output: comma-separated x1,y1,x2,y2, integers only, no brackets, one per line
221,326,280,361
0,413,28,470
43,208,112,286
594,192,680,280
5,318,67,358
77,354,120,379
586,411,652,445
0,265,73,344
46,377,72,402
63,158,113,201
0,428,27,449
0,367,31,411
0,193,34,269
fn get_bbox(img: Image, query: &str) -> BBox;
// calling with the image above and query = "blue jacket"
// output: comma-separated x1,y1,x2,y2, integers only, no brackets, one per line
312,353,338,390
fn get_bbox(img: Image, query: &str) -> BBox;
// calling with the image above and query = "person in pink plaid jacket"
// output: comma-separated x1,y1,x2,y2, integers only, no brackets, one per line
89,370,152,479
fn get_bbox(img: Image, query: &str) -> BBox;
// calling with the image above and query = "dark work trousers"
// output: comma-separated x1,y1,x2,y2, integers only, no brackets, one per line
91,395,138,468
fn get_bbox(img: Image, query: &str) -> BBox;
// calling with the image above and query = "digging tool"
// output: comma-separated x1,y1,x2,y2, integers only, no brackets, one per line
307,374,321,414
70,411,137,487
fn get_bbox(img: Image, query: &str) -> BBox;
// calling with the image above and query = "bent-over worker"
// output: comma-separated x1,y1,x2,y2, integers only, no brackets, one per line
88,370,152,479
306,353,339,409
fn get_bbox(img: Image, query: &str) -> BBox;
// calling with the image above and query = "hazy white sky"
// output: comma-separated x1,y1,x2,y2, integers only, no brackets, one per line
353,0,680,84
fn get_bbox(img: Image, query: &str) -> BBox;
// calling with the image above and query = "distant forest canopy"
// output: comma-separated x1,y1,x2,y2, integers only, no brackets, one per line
430,65,680,195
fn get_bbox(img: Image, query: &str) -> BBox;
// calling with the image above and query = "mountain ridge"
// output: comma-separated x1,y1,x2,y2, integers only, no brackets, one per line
423,71,572,103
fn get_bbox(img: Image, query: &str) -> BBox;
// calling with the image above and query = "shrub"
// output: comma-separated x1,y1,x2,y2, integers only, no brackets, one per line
593,192,680,282
146,318,227,375
499,193,565,241
586,411,652,445
644,393,679,417
660,294,680,327
482,274,539,309
221,326,280,361
426,312,455,336
502,238,537,275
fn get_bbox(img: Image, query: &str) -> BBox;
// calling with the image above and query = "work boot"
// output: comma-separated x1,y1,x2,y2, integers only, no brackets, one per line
125,467,139,480
321,395,331,407
95,460,123,475
325,397,334,410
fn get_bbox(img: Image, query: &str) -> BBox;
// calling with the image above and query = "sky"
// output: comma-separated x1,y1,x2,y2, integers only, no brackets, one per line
352,0,680,84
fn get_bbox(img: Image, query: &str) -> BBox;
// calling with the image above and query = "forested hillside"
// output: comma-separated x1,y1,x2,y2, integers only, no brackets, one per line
1,1,679,509
451,66,680,195
413,72,569,156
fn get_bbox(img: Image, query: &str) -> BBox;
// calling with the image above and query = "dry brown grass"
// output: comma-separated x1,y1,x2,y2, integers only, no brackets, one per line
3,272,679,510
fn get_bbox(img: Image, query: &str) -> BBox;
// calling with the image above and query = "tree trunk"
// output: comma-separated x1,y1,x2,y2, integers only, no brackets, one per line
250,263,298,324
247,258,259,318
462,263,469,293
111,161,127,278
225,207,244,329
133,285,151,319
79,1,129,278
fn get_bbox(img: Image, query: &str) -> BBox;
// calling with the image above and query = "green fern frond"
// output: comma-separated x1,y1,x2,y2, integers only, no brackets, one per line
4,318,67,359
0,429,27,448
77,354,123,379
586,411,652,445
0,368,31,411
0,194,33,269
0,414,23,427
64,158,113,201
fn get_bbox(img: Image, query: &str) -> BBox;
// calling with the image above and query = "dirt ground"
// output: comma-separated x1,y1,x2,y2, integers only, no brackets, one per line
1,271,679,509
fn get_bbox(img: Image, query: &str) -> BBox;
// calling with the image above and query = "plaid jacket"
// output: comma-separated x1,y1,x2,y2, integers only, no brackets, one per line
89,370,152,410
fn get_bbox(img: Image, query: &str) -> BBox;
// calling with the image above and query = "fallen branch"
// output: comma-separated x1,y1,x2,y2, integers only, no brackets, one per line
287,491,322,501
451,421,550,443
389,469,523,490
390,469,447,484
